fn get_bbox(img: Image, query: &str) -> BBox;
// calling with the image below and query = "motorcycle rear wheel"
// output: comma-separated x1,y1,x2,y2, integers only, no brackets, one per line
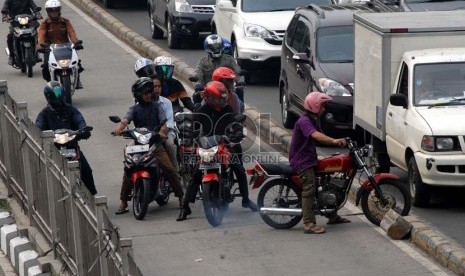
202,182,225,227
257,179,302,229
133,178,152,220
361,179,411,226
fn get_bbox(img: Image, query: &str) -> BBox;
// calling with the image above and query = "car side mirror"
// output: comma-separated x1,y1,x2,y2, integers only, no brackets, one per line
109,116,121,123
293,53,314,68
390,94,408,108
33,7,42,12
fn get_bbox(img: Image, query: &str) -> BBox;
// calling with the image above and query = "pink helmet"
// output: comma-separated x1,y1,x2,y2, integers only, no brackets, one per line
304,92,332,113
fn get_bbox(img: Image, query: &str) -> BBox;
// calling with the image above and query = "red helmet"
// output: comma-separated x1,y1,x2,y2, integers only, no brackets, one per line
304,91,332,114
204,81,229,111
212,67,236,81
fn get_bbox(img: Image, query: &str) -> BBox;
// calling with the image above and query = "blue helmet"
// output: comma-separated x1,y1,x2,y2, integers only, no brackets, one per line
222,38,232,56
44,81,65,109
204,35,224,58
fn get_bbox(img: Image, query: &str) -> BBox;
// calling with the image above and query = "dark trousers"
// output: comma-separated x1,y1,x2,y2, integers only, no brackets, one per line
79,150,97,195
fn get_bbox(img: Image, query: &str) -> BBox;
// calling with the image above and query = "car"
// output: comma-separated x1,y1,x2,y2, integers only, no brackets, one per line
279,4,383,134
369,0,465,11
211,0,335,72
147,0,216,49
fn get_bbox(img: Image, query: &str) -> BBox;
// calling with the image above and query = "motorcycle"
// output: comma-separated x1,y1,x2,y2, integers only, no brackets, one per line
247,138,411,229
109,116,171,220
195,115,246,227
53,126,93,160
4,8,41,77
39,40,83,105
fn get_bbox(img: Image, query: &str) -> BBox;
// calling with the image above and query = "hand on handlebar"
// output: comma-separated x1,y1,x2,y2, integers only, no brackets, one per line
333,138,347,148
2,16,10,23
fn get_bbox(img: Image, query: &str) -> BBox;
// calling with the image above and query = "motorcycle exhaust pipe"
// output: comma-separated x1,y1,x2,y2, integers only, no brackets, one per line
260,207,302,216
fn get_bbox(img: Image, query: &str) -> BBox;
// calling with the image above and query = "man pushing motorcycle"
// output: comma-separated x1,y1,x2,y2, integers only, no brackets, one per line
289,92,349,234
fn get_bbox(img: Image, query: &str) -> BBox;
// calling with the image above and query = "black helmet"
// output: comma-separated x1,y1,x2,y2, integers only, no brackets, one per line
44,81,65,109
204,35,224,59
131,77,154,102
134,58,155,78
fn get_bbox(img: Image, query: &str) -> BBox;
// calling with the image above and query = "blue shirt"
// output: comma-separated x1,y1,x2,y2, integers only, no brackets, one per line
289,114,318,172
124,102,165,131
155,96,175,137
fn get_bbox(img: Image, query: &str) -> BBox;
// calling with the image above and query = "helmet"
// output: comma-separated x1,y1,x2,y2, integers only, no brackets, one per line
134,58,155,78
222,38,232,56
204,35,224,59
44,81,65,109
204,81,229,111
304,91,332,114
153,56,174,79
131,77,154,102
45,0,61,19
212,67,236,81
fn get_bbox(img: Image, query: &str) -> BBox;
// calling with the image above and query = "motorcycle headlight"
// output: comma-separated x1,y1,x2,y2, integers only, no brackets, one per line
134,131,152,145
198,146,218,163
58,59,71,68
18,17,29,25
244,23,271,39
421,136,460,152
175,0,194,13
318,78,351,97
53,133,76,144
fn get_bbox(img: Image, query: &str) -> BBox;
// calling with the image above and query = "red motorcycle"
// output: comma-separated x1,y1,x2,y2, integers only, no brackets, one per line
247,138,411,229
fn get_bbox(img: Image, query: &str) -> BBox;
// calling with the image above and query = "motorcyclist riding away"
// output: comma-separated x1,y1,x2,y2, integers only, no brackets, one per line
177,81,258,222
37,0,84,88
35,81,97,195
1,0,42,66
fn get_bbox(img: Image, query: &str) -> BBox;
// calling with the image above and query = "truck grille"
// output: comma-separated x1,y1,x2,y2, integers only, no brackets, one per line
192,5,215,14
264,30,286,45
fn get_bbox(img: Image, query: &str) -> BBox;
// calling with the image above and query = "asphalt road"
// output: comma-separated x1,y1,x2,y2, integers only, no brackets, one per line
96,0,465,252
0,0,460,275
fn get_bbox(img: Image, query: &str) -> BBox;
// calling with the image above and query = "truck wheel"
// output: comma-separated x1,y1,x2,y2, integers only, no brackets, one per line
408,157,431,207
281,87,297,129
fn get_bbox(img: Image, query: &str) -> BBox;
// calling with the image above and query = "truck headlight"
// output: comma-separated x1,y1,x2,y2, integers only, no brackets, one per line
421,136,460,152
318,78,351,97
175,0,194,13
244,23,271,39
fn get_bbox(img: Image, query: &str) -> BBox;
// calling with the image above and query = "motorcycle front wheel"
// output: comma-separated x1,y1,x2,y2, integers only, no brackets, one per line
202,182,225,227
133,178,152,220
361,179,411,226
25,47,34,77
61,75,72,105
257,179,302,229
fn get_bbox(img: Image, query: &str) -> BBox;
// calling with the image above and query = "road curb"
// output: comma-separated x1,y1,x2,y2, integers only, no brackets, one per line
69,0,465,274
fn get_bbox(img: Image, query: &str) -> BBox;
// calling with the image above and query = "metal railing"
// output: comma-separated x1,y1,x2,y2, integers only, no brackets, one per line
0,80,143,276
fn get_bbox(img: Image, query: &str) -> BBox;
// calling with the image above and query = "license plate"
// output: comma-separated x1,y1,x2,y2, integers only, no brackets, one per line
199,163,221,170
125,144,149,154
60,148,76,158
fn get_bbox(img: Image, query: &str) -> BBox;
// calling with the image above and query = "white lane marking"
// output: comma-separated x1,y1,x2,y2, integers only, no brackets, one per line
62,0,141,59
344,202,453,276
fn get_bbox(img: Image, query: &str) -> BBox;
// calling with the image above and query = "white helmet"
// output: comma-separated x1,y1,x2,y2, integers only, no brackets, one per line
134,58,155,78
153,56,173,66
45,0,61,8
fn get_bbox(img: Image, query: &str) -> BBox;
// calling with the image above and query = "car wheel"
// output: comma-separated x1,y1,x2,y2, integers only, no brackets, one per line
167,19,180,49
281,86,298,129
150,10,163,39
103,0,115,9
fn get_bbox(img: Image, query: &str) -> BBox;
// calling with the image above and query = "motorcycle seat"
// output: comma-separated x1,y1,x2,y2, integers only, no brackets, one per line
258,162,295,176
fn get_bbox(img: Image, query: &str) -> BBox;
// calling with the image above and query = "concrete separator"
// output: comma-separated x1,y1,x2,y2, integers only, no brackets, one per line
66,0,465,274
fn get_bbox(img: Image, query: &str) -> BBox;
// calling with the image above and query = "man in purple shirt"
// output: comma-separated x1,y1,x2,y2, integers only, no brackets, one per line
289,92,348,234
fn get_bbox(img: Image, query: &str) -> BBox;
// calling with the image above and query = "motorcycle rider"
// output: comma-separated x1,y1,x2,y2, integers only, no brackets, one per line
153,56,195,112
212,66,244,114
177,81,258,222
35,81,97,195
114,77,184,215
289,91,349,234
193,34,245,104
1,0,42,66
37,0,83,89
134,57,155,78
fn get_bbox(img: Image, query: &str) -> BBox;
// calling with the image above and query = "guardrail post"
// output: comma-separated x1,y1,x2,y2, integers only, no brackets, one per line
0,80,12,194
17,102,35,224
42,130,58,258
67,160,84,276
119,238,133,275
95,196,109,276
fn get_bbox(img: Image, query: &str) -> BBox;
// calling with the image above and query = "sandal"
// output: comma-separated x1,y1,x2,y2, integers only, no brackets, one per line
327,215,351,225
303,224,326,234
115,206,129,215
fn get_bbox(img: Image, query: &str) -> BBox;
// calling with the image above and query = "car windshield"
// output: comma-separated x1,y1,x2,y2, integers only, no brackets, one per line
317,26,354,63
414,62,465,106
242,0,332,12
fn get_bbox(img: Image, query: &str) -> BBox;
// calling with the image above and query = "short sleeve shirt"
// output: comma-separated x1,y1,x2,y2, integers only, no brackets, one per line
124,102,165,131
289,115,318,172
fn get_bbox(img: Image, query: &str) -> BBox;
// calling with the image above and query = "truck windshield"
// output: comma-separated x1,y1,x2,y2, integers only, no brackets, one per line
242,0,332,12
317,26,354,63
414,62,465,106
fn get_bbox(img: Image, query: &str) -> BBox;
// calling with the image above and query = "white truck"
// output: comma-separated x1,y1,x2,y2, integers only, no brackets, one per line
353,11,465,207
